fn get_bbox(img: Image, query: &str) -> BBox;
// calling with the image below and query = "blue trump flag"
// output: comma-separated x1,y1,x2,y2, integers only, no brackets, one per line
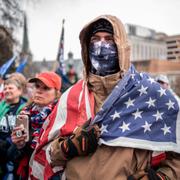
0,56,16,76
93,65,180,153
16,58,27,73
56,19,65,75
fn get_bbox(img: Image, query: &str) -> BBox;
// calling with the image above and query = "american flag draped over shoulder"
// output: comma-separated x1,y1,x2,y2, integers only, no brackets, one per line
93,65,180,153
29,80,95,179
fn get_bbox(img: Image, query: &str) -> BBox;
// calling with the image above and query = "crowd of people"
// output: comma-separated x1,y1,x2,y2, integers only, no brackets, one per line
0,14,180,180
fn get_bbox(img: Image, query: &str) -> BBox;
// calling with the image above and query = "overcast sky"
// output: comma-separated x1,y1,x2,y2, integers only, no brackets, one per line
24,0,180,61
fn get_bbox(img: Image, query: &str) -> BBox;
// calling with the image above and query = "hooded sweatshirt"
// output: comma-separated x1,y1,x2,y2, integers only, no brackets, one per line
51,15,180,180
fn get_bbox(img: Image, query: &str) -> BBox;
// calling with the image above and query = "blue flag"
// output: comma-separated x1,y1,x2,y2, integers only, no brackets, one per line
56,19,66,75
16,58,27,73
93,65,180,153
0,56,16,76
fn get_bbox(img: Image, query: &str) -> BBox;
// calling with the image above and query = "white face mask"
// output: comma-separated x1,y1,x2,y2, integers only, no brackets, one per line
89,41,120,76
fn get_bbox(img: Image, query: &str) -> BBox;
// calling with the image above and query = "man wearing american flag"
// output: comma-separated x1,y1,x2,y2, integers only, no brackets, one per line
29,15,180,180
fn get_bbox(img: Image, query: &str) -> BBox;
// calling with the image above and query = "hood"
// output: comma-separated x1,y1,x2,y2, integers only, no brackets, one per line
79,14,130,80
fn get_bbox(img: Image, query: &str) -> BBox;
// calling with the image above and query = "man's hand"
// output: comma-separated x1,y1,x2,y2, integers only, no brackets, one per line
61,120,100,159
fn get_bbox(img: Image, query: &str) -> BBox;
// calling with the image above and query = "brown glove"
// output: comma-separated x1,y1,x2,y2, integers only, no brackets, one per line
61,120,100,159
50,137,68,167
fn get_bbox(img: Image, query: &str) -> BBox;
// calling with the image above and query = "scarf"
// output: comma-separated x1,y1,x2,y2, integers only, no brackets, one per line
23,100,58,149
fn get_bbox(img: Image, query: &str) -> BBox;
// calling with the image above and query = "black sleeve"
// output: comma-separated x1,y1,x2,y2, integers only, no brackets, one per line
7,142,34,162
0,139,10,163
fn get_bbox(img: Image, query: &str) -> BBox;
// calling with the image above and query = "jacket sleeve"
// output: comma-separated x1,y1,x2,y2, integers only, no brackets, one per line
7,142,33,162
49,137,67,168
0,139,11,163
157,151,180,179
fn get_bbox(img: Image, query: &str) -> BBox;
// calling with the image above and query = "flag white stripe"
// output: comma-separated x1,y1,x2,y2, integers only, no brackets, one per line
85,84,92,120
48,87,72,140
99,133,180,153
78,81,84,109
30,158,45,180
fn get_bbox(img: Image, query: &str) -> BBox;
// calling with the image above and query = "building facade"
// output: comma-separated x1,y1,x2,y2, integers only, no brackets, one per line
125,24,167,61
166,35,180,60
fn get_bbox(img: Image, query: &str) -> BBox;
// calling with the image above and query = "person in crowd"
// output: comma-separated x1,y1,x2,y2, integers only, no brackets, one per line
0,75,4,101
25,81,35,100
156,74,180,102
8,72,28,96
0,76,27,179
9,71,62,179
0,72,27,101
30,15,180,180
67,64,78,84
155,74,170,89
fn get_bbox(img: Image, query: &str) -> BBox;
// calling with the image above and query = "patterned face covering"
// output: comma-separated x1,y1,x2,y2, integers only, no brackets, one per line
89,41,120,76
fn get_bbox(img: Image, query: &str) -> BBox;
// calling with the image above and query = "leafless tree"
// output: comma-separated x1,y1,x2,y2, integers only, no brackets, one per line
0,0,24,31
0,0,39,67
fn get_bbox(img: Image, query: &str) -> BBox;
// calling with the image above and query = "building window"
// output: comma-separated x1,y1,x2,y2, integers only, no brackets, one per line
166,41,176,44
168,56,176,60
168,46,177,49
167,52,173,54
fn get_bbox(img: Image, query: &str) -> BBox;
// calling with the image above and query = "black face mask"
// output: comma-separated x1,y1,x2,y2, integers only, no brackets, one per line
89,41,120,76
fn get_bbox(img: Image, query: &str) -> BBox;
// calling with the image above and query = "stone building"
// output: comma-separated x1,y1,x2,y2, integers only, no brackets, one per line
166,35,180,60
125,24,167,61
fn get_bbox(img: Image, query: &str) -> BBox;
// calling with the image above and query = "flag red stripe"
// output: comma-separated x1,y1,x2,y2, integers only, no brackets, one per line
60,80,85,135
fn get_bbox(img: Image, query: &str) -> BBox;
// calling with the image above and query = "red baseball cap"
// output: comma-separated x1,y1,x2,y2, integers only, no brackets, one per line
29,71,62,90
